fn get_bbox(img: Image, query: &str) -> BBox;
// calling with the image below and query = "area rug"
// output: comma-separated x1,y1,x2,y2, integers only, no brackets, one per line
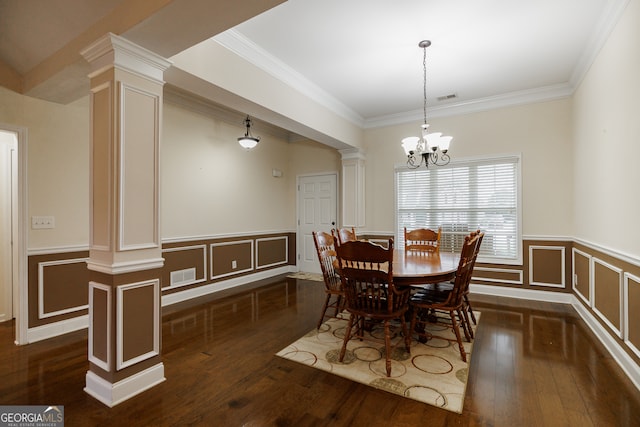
277,312,480,413
287,272,324,281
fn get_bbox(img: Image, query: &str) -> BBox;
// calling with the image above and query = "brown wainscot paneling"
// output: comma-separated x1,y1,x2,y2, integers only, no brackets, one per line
572,247,591,304
211,239,254,279
28,251,89,328
626,273,640,359
119,280,159,370
471,266,523,286
256,236,288,269
593,257,623,338
161,244,207,289
523,240,572,291
572,242,640,365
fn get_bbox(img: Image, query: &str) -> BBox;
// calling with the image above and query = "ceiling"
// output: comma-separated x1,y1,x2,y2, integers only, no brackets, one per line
0,0,628,128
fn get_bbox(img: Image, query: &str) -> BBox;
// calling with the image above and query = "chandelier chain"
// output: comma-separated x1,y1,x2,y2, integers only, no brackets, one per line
423,45,428,126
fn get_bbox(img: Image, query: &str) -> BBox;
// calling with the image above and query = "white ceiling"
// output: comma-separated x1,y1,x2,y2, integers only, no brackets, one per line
220,0,625,127
0,0,628,127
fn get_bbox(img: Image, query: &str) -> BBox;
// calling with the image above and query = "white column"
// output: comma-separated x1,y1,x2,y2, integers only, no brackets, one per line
339,148,366,228
81,33,171,407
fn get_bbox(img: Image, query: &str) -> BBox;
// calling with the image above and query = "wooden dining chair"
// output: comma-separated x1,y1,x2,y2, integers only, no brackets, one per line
409,231,481,362
417,230,484,337
335,239,412,377
333,227,357,245
404,227,442,253
312,231,345,329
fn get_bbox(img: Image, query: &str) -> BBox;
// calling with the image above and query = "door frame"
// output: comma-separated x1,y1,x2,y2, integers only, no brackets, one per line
296,172,339,272
0,124,28,345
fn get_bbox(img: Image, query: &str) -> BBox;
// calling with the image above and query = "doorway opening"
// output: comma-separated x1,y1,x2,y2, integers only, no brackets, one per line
0,126,27,344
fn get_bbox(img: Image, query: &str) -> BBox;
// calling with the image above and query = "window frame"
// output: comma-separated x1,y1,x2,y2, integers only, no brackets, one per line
394,154,523,265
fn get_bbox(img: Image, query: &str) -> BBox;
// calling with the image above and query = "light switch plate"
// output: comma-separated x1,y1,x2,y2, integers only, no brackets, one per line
32,216,55,229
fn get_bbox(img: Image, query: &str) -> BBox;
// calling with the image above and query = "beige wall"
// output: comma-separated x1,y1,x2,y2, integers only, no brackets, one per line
161,101,340,239
572,0,640,258
363,98,574,237
0,87,89,249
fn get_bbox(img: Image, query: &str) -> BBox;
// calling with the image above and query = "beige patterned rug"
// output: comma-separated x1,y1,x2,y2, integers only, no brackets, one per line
277,312,480,413
287,272,324,281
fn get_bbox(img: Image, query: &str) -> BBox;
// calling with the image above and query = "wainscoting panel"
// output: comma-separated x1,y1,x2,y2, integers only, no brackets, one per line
592,257,623,339
529,245,565,288
89,282,111,371
162,245,207,289
472,267,523,285
624,273,640,358
38,257,89,319
210,240,254,279
117,280,160,370
28,251,90,328
572,248,592,305
256,236,288,269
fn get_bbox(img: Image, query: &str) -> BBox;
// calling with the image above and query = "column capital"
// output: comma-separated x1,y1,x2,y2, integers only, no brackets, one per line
338,148,366,161
81,33,172,82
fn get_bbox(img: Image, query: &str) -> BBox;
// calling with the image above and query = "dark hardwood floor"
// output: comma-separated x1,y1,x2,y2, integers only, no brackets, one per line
1,276,639,426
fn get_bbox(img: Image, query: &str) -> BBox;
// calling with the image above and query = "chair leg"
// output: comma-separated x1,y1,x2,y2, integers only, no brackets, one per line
339,314,355,363
465,295,477,325
317,294,331,329
333,295,342,317
384,320,392,377
460,305,474,340
400,314,411,353
449,310,467,363
457,308,472,341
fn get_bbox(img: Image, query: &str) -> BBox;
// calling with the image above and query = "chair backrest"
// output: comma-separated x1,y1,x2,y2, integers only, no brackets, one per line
444,232,482,306
335,239,409,314
312,231,340,289
404,227,441,253
334,227,357,245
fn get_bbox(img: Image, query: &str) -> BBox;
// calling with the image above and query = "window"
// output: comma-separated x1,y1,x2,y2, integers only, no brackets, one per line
395,155,521,263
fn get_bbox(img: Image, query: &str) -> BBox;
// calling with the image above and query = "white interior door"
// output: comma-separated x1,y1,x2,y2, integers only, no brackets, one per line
0,130,17,323
297,174,337,273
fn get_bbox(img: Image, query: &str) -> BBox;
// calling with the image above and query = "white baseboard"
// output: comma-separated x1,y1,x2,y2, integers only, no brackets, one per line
470,283,574,304
26,314,88,343
161,265,295,307
84,363,165,407
470,283,640,393
571,299,640,392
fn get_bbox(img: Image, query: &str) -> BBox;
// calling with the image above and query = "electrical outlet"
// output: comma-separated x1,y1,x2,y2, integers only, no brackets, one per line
231,260,237,269
32,216,55,229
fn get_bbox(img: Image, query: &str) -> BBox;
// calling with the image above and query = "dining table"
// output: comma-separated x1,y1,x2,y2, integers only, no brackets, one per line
392,250,460,286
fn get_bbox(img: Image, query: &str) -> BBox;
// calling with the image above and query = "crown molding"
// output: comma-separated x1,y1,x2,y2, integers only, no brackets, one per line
364,83,574,129
213,30,364,127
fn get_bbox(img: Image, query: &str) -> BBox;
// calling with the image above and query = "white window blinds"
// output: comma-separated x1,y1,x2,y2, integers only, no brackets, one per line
396,156,520,262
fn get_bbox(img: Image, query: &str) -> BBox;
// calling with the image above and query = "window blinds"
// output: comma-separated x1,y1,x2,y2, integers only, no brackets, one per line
396,156,520,261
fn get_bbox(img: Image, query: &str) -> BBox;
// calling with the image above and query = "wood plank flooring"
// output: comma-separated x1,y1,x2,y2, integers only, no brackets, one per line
1,276,639,426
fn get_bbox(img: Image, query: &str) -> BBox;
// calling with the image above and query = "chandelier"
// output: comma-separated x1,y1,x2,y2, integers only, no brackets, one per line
237,115,260,149
401,40,452,168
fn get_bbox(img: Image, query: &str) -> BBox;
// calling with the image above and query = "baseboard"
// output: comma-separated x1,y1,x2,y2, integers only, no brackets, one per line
470,283,640,393
470,283,574,304
26,314,88,344
84,363,165,407
161,265,295,307
571,298,640,392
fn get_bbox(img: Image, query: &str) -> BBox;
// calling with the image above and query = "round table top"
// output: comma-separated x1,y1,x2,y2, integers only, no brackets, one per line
393,250,459,285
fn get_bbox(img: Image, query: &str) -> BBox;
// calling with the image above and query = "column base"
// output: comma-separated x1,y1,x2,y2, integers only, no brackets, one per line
84,363,165,407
